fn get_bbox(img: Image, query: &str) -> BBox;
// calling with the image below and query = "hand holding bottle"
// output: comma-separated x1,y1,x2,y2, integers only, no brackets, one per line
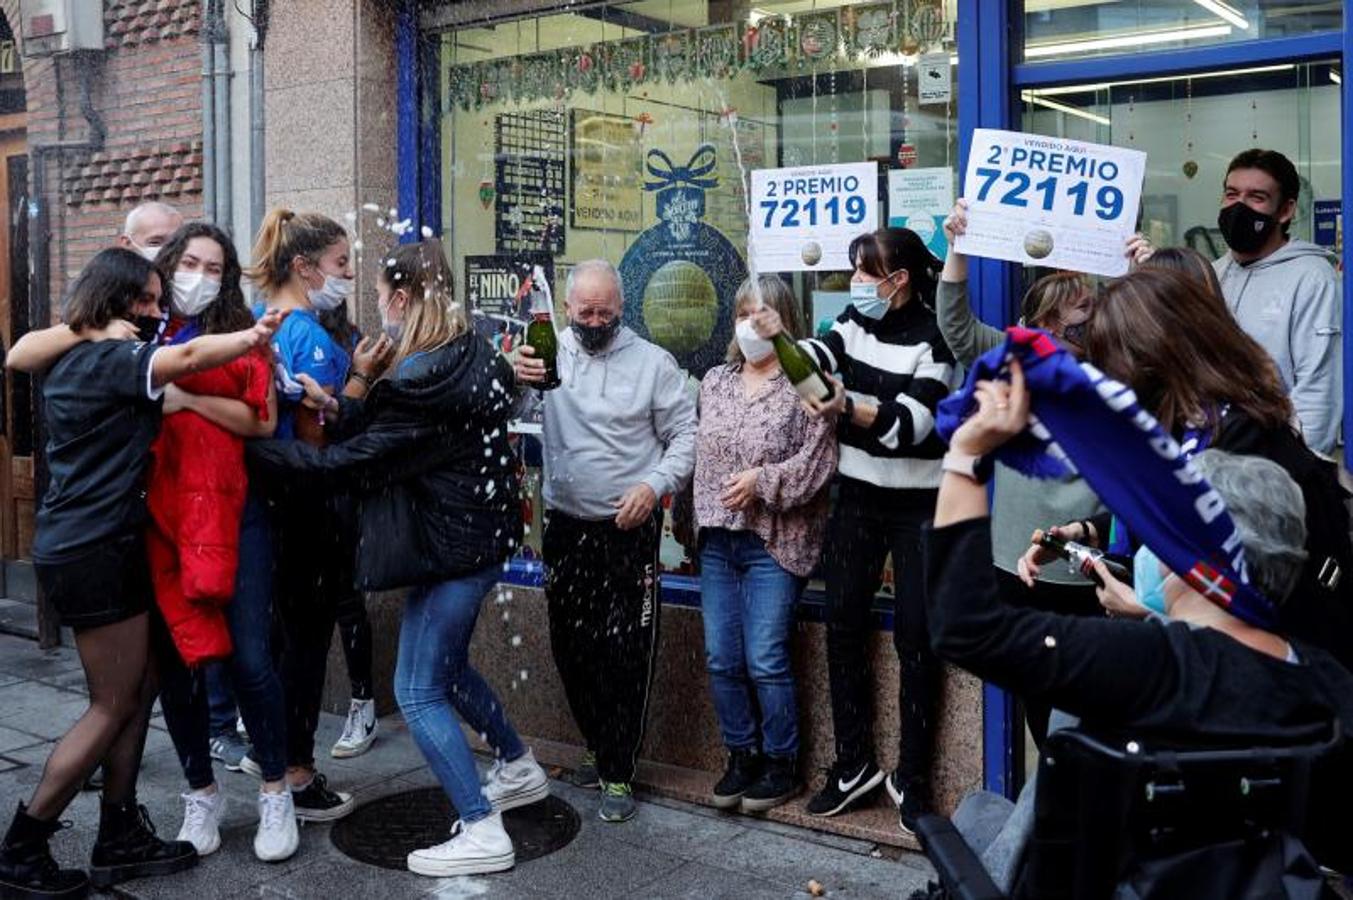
512,344,548,384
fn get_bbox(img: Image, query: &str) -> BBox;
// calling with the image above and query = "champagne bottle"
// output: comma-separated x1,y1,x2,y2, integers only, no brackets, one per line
773,332,835,404
521,265,561,390
1038,532,1132,587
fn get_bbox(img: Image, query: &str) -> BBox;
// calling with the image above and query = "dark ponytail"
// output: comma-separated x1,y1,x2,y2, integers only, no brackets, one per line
848,227,940,307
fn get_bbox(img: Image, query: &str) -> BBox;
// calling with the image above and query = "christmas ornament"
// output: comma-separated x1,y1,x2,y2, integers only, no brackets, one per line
478,180,495,210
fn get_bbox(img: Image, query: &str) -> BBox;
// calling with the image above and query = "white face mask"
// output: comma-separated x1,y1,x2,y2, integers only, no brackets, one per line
735,318,776,364
129,240,161,263
171,271,221,318
308,273,354,311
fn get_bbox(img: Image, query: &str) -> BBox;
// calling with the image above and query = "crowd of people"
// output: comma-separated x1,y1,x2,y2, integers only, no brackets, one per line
0,143,1347,896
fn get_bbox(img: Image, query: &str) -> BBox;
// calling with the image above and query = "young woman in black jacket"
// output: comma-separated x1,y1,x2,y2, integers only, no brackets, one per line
1020,269,1353,673
248,239,547,879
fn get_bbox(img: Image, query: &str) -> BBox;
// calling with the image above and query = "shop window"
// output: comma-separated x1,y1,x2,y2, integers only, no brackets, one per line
1021,62,1342,257
436,0,958,586
1022,1,1341,62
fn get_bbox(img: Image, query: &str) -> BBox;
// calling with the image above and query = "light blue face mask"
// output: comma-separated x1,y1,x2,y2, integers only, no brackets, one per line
1132,544,1172,615
849,281,891,320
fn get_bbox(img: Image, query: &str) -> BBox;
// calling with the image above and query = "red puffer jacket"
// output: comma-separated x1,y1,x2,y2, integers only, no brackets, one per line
147,348,271,666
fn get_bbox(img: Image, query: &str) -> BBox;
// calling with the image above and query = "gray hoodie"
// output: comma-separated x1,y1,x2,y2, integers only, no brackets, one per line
1214,240,1342,453
541,325,697,520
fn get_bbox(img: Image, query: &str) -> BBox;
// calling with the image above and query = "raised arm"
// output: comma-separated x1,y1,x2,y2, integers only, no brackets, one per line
8,321,138,373
151,310,286,389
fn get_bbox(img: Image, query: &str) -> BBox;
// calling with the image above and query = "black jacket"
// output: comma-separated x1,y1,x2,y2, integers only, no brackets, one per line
925,516,1353,871
249,333,522,591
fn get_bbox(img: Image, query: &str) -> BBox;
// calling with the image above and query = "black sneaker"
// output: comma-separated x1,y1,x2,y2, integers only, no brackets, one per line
805,759,884,817
290,772,354,822
89,801,197,889
712,749,763,809
885,770,931,836
740,756,800,813
0,803,90,899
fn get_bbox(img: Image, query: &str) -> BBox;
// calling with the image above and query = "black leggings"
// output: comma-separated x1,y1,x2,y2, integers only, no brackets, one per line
335,592,373,702
27,612,158,820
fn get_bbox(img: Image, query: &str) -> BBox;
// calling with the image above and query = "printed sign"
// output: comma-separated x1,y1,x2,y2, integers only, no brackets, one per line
1314,199,1341,249
954,129,1146,278
918,54,951,106
570,109,644,233
888,167,954,260
749,161,879,272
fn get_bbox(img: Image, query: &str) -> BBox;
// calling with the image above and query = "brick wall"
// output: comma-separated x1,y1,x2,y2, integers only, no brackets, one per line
27,1,205,306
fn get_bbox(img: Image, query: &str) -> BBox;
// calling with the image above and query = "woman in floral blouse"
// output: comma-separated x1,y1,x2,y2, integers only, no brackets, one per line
694,275,838,814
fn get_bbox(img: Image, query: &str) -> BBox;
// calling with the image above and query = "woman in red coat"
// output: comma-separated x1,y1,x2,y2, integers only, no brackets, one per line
146,224,300,864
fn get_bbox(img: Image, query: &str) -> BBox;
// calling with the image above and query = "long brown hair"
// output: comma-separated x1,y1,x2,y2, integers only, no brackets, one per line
1020,271,1088,329
1085,269,1291,435
381,238,466,371
155,222,253,335
848,227,940,307
1139,246,1226,313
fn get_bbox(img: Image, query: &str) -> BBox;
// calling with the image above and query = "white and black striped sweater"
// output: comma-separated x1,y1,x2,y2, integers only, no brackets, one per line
803,301,957,490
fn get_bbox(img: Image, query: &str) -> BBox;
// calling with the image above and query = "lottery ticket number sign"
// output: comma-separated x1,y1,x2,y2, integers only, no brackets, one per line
954,129,1146,278
749,162,879,272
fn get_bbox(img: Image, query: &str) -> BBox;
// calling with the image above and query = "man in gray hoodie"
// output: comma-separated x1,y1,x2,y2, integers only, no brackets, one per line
1212,148,1342,454
513,258,696,824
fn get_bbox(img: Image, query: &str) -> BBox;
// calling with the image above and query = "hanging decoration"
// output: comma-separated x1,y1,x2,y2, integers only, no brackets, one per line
1182,78,1197,179
446,0,953,111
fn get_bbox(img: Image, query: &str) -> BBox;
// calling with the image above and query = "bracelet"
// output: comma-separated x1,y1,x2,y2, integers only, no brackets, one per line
349,371,373,388
843,396,855,420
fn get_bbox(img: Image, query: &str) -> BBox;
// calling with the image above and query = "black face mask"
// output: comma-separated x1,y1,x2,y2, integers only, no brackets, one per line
571,317,621,354
133,313,166,344
1217,201,1278,255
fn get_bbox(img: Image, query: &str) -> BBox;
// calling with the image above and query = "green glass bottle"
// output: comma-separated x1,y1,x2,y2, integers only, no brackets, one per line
772,332,834,403
522,266,561,390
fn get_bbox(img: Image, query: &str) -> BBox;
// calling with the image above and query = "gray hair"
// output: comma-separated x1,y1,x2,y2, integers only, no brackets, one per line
565,258,624,306
123,201,182,237
1192,449,1308,604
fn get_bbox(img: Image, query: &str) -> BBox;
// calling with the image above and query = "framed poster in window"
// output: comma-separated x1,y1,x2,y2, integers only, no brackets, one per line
569,108,644,233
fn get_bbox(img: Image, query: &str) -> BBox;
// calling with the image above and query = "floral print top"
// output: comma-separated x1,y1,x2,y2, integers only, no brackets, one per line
694,364,838,577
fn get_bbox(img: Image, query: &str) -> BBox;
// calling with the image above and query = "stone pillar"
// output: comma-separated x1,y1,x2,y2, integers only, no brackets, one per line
264,0,397,335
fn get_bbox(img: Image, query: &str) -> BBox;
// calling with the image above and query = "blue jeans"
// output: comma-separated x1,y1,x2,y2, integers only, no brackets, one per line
395,566,525,824
699,529,803,758
225,492,287,782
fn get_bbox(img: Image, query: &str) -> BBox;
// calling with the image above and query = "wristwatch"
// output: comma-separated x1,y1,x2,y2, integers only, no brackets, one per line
941,450,989,484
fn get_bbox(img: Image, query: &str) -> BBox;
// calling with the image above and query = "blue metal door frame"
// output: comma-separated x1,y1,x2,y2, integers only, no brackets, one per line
396,0,1351,802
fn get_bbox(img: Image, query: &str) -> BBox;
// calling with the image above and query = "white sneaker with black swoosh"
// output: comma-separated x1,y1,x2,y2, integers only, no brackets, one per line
331,698,377,758
805,759,884,817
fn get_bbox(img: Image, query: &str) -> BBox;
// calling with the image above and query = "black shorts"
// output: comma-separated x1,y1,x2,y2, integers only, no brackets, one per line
35,533,152,631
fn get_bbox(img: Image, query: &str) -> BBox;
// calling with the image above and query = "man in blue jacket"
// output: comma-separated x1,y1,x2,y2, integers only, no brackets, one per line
513,259,697,824
1213,148,1342,454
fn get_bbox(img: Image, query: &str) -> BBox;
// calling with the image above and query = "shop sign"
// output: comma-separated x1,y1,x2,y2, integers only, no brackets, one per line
888,167,953,260
570,109,644,233
955,128,1146,278
917,53,950,105
619,144,747,378
897,143,918,168
464,253,555,325
748,161,879,272
1314,200,1341,248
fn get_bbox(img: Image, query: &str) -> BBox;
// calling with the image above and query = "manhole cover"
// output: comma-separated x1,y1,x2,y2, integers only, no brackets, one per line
331,788,579,870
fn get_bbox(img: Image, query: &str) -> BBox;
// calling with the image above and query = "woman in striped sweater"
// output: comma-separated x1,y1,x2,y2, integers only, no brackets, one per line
752,227,956,834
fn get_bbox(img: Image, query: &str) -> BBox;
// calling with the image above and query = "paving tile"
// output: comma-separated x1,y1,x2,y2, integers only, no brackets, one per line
1,697,94,741
643,860,805,899
0,724,48,754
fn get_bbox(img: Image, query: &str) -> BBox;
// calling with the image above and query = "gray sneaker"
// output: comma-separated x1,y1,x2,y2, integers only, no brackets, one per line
598,781,636,823
565,750,600,789
210,732,251,772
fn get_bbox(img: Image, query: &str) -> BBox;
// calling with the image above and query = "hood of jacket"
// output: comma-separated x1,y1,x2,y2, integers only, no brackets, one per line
558,322,640,397
1216,238,1337,278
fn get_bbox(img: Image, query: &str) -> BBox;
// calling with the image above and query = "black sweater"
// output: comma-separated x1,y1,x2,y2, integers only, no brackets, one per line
249,333,522,591
925,516,1353,869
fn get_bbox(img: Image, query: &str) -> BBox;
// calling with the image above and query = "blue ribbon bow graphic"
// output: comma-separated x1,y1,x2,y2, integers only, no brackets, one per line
644,144,719,192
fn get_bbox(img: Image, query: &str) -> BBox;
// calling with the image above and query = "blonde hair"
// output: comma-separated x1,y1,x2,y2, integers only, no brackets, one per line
727,275,804,364
248,207,348,295
381,238,467,370
1020,271,1088,329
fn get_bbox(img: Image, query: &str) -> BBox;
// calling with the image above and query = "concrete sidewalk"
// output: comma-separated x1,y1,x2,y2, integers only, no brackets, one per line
0,633,935,898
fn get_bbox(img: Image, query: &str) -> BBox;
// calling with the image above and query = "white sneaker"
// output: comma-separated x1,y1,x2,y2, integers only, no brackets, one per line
331,699,377,758
484,749,550,812
407,814,515,877
176,788,226,856
254,788,300,862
